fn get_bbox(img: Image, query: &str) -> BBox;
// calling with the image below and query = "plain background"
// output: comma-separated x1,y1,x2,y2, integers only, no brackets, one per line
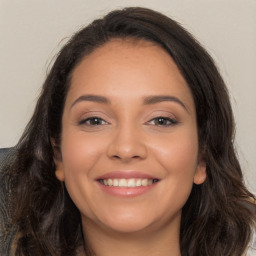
0,0,255,191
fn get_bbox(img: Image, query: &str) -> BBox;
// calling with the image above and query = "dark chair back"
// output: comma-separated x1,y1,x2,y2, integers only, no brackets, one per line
0,148,12,164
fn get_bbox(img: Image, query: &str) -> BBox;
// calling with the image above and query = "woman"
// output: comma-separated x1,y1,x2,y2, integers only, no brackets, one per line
0,7,255,256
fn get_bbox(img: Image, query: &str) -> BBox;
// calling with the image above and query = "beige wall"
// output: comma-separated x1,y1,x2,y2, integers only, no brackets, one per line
0,0,255,190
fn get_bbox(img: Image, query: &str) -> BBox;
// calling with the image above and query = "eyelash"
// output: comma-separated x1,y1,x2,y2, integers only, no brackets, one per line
147,116,178,127
79,116,177,127
79,117,108,126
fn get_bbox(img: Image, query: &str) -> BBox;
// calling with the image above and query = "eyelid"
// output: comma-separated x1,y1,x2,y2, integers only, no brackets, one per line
145,109,177,121
77,111,111,126
79,116,109,126
147,116,178,126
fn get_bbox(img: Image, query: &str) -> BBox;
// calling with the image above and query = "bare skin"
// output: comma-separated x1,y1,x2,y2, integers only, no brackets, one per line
54,39,206,256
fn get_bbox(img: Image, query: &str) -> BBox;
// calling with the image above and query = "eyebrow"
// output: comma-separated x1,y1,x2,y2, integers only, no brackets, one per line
142,95,187,110
70,95,111,109
70,94,187,111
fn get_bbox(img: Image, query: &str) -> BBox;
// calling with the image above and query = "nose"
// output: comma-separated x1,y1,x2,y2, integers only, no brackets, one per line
106,124,147,162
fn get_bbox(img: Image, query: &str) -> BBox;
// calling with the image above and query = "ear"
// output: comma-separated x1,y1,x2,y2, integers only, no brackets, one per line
51,138,65,182
193,160,207,185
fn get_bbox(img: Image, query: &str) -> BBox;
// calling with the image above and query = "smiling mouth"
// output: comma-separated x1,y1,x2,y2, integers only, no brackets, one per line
98,178,159,188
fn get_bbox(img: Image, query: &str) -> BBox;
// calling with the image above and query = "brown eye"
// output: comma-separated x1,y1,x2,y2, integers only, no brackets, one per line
149,117,177,126
79,117,108,126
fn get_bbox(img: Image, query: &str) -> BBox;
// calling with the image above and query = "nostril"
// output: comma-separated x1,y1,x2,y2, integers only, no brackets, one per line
107,139,147,161
111,154,141,160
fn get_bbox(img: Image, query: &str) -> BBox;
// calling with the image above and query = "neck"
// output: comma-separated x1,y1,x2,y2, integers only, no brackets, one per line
80,214,181,256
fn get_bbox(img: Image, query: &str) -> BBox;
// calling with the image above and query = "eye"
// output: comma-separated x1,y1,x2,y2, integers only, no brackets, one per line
148,117,177,126
79,117,108,126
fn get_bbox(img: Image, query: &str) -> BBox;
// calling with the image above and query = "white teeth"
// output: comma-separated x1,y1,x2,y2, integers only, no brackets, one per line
113,179,119,186
100,178,157,187
136,179,142,186
141,179,148,186
127,178,136,187
119,179,127,187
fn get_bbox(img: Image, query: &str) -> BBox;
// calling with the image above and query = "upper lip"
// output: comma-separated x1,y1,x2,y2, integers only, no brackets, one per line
96,170,160,180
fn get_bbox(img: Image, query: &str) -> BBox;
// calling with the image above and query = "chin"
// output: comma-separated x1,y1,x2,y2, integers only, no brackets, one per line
83,205,156,234
94,205,178,234
102,217,155,234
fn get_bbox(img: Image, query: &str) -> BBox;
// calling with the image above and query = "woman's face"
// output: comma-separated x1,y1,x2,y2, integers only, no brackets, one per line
55,39,206,234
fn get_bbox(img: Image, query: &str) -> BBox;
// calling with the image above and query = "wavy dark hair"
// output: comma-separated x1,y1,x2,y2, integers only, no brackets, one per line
7,7,255,256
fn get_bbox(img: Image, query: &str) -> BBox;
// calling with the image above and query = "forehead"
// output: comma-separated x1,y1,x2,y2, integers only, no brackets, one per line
67,39,195,112
72,38,184,81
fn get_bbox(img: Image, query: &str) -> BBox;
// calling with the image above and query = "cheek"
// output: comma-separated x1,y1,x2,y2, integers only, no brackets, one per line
59,131,106,217
144,130,199,222
150,127,199,205
61,130,105,176
152,130,199,173
170,140,198,173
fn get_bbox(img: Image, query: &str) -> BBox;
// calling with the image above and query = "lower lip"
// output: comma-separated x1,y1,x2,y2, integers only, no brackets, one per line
97,182,158,197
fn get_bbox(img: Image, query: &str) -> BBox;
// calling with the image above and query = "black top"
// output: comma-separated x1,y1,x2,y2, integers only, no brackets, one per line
0,148,17,256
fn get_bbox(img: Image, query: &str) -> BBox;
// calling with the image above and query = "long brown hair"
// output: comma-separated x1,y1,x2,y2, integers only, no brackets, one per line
7,7,255,256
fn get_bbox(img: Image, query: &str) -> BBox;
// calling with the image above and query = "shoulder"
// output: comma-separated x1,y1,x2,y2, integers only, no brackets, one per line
0,147,18,256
